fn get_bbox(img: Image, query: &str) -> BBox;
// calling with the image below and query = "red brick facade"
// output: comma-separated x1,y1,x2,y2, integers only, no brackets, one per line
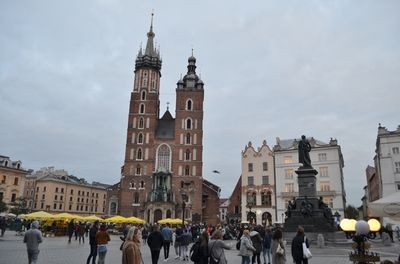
111,20,218,224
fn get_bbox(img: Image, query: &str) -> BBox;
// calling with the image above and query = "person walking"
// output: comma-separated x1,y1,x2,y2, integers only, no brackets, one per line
122,227,142,264
208,230,231,264
239,229,256,264
0,217,6,237
291,226,309,264
271,228,286,264
141,227,148,245
147,224,164,264
263,227,272,264
180,228,192,260
86,221,99,264
191,230,210,264
23,220,43,264
250,227,263,264
161,223,173,261
96,223,110,264
79,221,86,244
68,219,74,243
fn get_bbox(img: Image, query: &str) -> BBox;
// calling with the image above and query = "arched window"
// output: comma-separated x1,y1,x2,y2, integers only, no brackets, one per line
186,119,192,129
186,133,191,144
110,202,117,214
138,133,144,144
137,148,143,160
141,90,146,100
134,193,139,203
261,191,272,206
156,144,171,172
185,149,191,161
139,103,145,114
186,99,193,110
136,165,141,175
138,118,144,128
185,165,190,176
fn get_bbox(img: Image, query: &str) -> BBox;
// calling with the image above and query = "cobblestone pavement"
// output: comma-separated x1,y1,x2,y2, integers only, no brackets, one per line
1,231,399,264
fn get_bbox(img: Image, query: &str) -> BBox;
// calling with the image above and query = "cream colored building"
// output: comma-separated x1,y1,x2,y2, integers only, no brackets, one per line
273,137,346,222
0,155,31,208
24,167,109,215
241,140,276,225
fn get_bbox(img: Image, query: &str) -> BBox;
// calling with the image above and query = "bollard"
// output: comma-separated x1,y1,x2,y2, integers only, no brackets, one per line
317,233,325,248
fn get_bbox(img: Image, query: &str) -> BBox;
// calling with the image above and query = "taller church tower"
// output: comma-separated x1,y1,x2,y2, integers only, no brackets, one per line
118,15,207,223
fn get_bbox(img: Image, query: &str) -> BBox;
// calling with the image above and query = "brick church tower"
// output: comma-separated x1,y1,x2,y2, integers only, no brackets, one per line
118,15,209,224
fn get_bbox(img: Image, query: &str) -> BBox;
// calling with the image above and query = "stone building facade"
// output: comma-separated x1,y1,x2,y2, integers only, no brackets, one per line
374,124,400,196
241,141,276,225
24,167,109,215
112,17,219,224
0,155,31,209
365,165,379,202
273,137,346,222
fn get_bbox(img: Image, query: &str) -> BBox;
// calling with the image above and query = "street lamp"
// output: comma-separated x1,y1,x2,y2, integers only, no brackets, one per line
181,194,186,226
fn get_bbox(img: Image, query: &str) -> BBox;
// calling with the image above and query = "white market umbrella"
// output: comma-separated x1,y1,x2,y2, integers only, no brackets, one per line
368,192,400,218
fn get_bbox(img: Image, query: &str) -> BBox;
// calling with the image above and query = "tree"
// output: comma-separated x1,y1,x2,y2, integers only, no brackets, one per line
9,197,30,215
0,200,8,213
345,205,359,219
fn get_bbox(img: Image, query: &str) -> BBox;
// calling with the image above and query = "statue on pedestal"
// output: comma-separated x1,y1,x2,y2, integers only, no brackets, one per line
298,135,312,168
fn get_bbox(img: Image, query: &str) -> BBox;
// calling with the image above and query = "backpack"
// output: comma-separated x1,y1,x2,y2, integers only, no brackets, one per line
190,241,201,262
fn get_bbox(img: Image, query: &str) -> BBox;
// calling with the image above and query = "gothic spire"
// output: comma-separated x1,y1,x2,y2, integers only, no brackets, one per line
145,12,155,56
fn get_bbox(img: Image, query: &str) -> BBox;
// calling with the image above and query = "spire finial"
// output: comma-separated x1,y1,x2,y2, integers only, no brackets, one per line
191,47,194,57
166,101,170,111
150,10,154,32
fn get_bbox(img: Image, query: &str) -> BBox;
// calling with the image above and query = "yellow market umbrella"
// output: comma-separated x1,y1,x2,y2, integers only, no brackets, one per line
157,218,174,224
126,216,146,224
24,211,54,220
53,213,77,221
82,215,103,222
103,215,127,223
173,218,188,225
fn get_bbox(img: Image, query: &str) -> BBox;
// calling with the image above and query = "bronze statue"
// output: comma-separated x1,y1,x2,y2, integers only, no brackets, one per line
298,135,312,168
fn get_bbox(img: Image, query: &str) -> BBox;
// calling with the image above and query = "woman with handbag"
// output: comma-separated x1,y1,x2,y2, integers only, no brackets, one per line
271,228,286,264
122,227,142,264
208,230,231,264
291,226,310,264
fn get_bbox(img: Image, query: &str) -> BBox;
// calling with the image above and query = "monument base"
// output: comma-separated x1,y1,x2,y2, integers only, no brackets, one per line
283,196,336,233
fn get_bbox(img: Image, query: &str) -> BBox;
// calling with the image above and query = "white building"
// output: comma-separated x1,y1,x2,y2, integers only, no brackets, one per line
241,140,276,225
374,124,400,196
219,198,229,224
273,137,346,223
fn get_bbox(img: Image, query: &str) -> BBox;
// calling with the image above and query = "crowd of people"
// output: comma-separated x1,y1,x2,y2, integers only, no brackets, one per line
0,217,397,264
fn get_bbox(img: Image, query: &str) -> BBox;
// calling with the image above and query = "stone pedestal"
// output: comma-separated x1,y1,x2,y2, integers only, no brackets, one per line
283,167,335,233
296,167,318,197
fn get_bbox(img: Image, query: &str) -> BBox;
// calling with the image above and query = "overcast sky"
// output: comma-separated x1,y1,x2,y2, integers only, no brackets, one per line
1,0,399,206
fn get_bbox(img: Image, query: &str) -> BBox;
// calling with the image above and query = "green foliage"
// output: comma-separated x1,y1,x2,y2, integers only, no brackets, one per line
345,205,359,219
9,197,30,215
0,200,8,213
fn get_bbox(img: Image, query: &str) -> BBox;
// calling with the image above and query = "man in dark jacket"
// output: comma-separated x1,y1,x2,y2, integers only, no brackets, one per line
250,228,263,264
86,221,99,264
263,227,272,264
148,224,164,264
291,226,310,264
67,220,74,243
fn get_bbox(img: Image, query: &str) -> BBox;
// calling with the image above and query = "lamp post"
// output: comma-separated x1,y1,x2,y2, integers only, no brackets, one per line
181,194,186,226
